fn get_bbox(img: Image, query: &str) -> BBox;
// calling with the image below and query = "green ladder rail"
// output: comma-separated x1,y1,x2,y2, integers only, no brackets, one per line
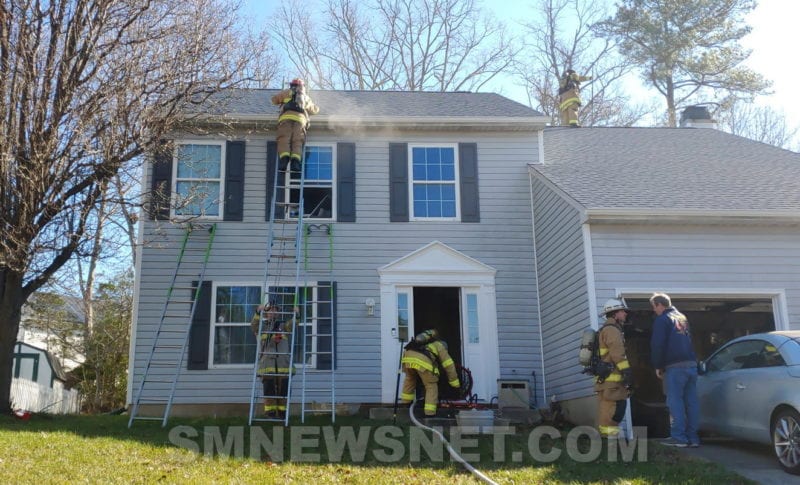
300,223,336,423
129,222,217,428
249,145,308,426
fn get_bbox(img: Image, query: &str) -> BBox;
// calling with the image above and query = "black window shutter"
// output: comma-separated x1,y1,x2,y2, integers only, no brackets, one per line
224,140,245,221
149,140,173,220
188,280,212,370
337,142,356,222
265,141,277,221
458,142,480,223
389,143,409,222
316,281,337,370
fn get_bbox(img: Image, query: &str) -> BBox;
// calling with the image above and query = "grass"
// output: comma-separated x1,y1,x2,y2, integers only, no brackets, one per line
0,413,755,484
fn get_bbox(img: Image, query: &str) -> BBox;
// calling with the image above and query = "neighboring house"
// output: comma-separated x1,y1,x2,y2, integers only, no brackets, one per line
530,121,800,431
129,90,549,416
17,293,86,372
12,341,68,389
128,90,800,429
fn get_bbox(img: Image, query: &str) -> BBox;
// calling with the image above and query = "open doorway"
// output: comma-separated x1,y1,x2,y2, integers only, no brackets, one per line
622,296,775,437
412,287,462,368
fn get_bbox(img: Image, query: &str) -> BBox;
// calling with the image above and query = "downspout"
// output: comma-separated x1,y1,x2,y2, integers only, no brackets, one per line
529,129,547,405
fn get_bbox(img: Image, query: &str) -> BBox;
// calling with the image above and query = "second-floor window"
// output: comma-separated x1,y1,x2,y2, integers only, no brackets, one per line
286,145,334,220
409,144,459,220
174,141,225,218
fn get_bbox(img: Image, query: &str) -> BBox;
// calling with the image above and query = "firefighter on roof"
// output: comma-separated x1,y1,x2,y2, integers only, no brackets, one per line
400,329,460,417
271,78,319,172
558,69,591,127
595,298,634,438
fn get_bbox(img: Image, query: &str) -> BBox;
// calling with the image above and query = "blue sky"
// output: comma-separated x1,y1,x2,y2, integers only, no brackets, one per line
244,0,798,130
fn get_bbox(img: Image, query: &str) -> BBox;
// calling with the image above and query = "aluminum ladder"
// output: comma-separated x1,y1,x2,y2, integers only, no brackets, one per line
299,223,336,423
129,222,217,427
248,148,307,426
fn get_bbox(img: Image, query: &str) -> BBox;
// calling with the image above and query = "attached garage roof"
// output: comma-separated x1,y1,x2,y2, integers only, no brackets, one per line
533,127,800,214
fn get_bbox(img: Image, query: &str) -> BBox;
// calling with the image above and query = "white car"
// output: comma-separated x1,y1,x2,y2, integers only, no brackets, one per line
697,330,800,475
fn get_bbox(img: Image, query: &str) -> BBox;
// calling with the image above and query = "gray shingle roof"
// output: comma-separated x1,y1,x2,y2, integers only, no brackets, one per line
534,127,800,212
200,89,544,119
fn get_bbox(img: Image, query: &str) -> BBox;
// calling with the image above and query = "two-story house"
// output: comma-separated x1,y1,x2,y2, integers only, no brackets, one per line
128,91,800,430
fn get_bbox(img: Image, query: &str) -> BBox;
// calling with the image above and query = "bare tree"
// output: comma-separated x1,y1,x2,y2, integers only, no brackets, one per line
271,0,518,92
515,0,650,126
717,100,800,151
0,0,273,413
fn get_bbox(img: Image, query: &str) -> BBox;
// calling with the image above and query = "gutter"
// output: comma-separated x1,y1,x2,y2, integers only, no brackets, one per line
179,114,550,132
582,208,800,226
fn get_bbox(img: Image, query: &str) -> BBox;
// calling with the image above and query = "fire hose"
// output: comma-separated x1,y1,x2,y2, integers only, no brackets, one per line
408,399,498,485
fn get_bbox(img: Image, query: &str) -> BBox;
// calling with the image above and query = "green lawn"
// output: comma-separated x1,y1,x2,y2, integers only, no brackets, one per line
0,414,753,484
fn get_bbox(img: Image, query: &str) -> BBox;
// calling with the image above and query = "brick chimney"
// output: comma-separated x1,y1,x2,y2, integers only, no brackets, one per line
679,105,717,129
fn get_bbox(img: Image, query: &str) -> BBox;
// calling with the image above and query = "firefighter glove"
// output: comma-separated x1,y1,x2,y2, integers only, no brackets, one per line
621,368,634,390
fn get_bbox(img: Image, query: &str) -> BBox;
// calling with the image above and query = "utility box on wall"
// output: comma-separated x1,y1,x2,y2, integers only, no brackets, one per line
497,379,530,410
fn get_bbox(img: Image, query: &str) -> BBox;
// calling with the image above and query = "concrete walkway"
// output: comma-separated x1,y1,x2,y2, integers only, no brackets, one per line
676,437,800,485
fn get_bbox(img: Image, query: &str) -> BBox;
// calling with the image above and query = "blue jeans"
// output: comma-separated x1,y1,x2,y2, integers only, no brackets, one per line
664,366,700,444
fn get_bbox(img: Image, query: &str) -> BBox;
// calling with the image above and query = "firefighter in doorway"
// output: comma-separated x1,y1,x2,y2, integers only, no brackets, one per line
400,329,460,417
558,69,591,127
271,78,319,172
595,299,634,438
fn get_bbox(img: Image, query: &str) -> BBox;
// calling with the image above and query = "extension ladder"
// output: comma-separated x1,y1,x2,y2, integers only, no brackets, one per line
299,223,336,423
248,149,308,426
129,223,217,428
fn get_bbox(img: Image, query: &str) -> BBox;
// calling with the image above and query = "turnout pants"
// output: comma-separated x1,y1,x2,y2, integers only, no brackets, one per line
400,367,440,416
559,88,581,127
597,385,628,437
262,376,288,413
276,119,307,161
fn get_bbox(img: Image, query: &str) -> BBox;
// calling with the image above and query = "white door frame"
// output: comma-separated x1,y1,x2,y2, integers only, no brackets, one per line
378,241,499,403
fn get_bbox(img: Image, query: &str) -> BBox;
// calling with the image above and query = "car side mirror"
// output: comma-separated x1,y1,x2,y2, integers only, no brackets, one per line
697,361,707,375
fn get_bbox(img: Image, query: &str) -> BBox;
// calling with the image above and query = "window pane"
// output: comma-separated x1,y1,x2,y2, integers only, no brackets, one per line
467,294,479,343
397,293,409,342
304,146,332,181
175,181,220,216
213,326,256,365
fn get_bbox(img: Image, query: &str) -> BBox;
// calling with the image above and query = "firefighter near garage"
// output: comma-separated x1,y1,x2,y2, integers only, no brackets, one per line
400,329,461,417
558,69,592,127
271,78,320,172
591,299,634,438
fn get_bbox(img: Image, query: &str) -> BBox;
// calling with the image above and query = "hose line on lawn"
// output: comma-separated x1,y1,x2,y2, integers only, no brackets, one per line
409,399,499,485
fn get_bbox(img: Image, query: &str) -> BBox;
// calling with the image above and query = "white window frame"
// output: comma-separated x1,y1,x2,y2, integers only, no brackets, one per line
171,139,226,219
285,143,336,221
263,282,324,370
407,143,461,222
209,281,261,369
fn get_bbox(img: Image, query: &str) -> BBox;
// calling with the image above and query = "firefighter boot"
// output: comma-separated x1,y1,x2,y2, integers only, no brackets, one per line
279,156,290,171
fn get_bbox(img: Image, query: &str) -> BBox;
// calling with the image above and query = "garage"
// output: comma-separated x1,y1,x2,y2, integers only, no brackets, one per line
621,296,776,437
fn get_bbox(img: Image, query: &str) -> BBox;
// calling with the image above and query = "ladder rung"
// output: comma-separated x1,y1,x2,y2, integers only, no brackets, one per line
275,201,299,207
272,236,296,242
131,416,165,421
259,331,292,336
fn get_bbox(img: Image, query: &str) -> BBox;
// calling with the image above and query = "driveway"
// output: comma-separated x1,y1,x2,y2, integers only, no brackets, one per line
676,436,800,485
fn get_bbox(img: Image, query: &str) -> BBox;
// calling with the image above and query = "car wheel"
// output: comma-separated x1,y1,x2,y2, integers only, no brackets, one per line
772,408,800,475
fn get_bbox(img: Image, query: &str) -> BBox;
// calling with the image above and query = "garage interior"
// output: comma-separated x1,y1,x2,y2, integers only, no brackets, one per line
622,296,775,437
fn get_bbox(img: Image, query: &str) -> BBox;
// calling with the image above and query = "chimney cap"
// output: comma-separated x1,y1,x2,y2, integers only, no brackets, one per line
680,105,712,122
680,105,716,128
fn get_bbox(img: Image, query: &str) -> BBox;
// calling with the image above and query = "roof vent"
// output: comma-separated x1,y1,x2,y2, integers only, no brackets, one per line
679,105,717,129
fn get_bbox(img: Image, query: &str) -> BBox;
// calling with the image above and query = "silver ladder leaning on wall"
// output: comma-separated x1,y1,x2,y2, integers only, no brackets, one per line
299,221,336,423
248,145,308,426
128,223,217,428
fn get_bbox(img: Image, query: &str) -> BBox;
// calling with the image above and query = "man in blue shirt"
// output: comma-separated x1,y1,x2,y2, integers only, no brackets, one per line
650,292,700,448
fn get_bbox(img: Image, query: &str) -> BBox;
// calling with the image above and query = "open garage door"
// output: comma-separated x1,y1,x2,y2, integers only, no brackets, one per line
621,296,775,438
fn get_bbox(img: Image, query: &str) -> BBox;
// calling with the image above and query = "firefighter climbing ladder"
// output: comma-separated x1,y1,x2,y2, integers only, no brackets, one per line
249,147,309,426
129,223,217,428
299,223,336,423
